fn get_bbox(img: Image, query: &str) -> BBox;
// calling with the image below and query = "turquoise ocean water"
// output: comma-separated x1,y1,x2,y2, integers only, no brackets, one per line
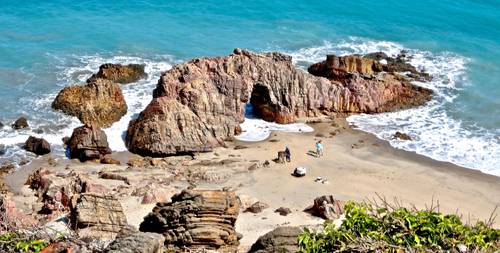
0,1,499,175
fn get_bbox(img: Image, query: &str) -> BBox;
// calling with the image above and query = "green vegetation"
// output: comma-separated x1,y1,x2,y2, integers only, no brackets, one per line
298,201,500,252
0,232,48,252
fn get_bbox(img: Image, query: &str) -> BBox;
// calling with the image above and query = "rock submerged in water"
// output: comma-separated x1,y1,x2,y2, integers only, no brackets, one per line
67,124,111,161
394,131,412,141
139,189,240,252
52,78,127,128
12,117,28,129
24,136,51,155
90,63,147,84
126,49,432,156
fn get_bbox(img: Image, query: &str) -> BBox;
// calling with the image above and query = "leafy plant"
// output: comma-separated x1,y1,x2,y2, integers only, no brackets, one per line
298,201,500,252
0,232,48,252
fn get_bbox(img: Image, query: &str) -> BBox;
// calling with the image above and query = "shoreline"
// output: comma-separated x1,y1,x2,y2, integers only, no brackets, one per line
2,118,499,251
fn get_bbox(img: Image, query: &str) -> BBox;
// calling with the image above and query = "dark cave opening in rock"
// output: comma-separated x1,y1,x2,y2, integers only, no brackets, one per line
248,84,279,122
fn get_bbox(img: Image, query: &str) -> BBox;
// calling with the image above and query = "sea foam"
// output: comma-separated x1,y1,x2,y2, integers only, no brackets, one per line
286,37,500,176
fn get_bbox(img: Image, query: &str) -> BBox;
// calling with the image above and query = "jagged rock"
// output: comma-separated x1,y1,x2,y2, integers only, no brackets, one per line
249,226,303,253
126,50,432,156
12,117,28,129
394,131,412,141
52,78,127,128
275,207,292,216
67,124,111,161
139,189,240,252
90,63,147,84
308,195,344,220
71,193,128,240
364,52,432,81
244,201,269,214
24,136,51,155
0,144,5,156
104,231,165,253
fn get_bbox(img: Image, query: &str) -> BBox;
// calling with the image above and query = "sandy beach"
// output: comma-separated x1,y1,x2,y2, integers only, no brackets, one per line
3,118,499,251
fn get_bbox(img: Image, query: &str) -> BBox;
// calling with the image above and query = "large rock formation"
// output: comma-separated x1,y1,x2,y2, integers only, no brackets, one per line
24,136,51,155
126,49,432,156
52,78,127,128
67,124,111,161
139,189,240,252
90,63,147,84
249,226,303,253
70,193,128,240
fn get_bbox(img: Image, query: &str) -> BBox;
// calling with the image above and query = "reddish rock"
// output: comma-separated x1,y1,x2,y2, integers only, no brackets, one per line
126,49,431,156
309,195,344,220
52,78,127,128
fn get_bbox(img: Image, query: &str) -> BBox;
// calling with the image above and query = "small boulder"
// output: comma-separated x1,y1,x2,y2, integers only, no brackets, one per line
12,117,28,129
0,144,5,156
275,207,292,216
308,195,344,220
244,201,269,214
90,63,147,84
24,136,51,155
67,124,111,161
100,155,121,165
0,121,3,128
104,231,165,253
249,226,303,253
394,131,412,141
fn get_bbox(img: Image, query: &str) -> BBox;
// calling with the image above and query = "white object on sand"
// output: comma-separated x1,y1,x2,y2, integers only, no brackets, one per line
293,167,307,177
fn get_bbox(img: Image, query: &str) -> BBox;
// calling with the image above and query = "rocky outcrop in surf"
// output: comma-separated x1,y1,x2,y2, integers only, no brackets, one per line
139,189,240,252
90,63,147,84
52,78,127,128
24,136,51,155
126,49,432,156
12,117,28,129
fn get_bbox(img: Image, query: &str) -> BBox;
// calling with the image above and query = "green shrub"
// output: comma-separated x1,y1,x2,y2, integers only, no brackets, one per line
298,201,500,252
0,232,48,252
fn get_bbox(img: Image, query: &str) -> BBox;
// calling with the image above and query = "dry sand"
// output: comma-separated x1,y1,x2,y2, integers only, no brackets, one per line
3,118,500,252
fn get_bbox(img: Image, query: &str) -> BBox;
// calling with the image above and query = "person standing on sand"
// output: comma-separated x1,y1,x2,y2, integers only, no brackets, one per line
285,146,291,162
316,140,323,157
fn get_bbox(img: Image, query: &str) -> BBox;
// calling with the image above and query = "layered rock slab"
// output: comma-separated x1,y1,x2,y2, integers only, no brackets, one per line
139,189,240,252
52,78,127,128
127,49,432,156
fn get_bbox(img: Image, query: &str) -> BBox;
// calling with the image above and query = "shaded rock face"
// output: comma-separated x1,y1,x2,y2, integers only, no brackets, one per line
67,124,111,161
70,193,128,240
12,117,28,129
104,231,165,253
91,63,147,84
127,49,432,156
249,226,303,253
0,121,3,128
52,78,127,128
24,136,51,155
139,189,240,252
